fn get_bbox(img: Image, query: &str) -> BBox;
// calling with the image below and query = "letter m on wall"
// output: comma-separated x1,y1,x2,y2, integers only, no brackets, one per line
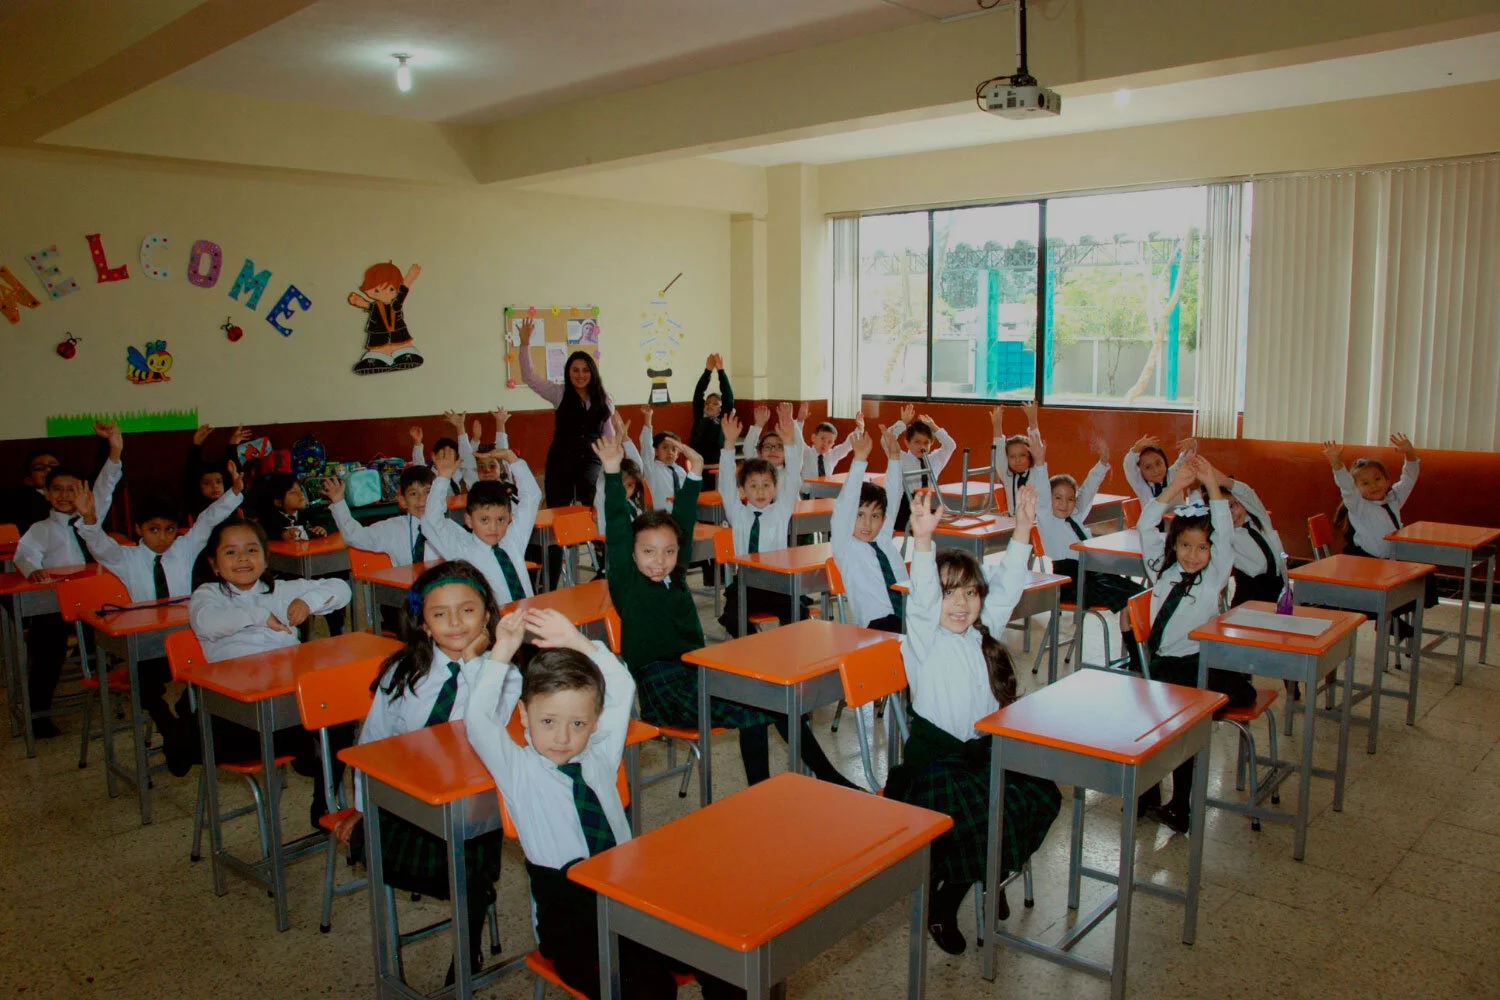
228,258,272,310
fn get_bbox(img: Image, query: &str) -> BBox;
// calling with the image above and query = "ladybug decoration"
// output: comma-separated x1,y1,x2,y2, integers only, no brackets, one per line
221,317,244,342
56,333,80,359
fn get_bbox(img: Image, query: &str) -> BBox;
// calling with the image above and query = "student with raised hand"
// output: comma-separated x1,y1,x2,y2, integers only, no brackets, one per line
887,403,957,530
830,425,907,632
592,411,645,541
325,465,447,567
991,400,1040,514
796,401,858,485
185,423,252,516
690,353,733,489
1324,433,1421,559
421,442,541,605
637,403,684,512
1123,435,1194,505
716,408,806,637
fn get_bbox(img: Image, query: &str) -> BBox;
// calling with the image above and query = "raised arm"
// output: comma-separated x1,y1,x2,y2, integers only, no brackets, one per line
419,468,478,559
464,612,530,795
516,317,565,407
505,454,543,543
981,486,1035,633
1388,433,1421,506
831,430,874,555
183,477,244,552
692,363,712,421
900,495,945,672
1074,441,1111,518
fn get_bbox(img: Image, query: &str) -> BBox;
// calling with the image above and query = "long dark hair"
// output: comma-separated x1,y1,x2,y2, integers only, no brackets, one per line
935,550,1017,706
374,561,498,699
1332,457,1389,539
558,351,608,415
1150,511,1215,592
192,516,277,592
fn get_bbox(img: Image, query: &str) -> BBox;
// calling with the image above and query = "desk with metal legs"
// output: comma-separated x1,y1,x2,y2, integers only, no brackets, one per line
1383,522,1498,685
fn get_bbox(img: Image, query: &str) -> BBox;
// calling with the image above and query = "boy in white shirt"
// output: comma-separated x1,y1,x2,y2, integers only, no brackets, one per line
831,426,908,632
887,404,956,530
797,401,859,484
716,410,805,637
422,447,542,605
637,404,686,512
325,465,447,568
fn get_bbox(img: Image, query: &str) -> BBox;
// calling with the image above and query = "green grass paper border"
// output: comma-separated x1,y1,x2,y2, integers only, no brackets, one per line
47,409,199,437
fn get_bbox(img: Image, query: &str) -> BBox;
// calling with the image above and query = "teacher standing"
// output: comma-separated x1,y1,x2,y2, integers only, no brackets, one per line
516,316,615,508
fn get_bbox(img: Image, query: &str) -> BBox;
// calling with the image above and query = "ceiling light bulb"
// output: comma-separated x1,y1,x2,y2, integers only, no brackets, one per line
1113,88,1130,107
394,54,412,93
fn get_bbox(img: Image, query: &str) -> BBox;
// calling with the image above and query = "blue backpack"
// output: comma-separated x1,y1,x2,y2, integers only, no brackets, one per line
291,435,327,478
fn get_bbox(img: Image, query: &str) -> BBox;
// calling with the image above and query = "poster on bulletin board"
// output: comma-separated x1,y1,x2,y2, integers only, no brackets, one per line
502,305,600,389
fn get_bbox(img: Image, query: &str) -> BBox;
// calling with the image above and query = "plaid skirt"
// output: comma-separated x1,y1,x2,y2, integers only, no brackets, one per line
377,809,503,889
636,659,780,732
896,758,1062,886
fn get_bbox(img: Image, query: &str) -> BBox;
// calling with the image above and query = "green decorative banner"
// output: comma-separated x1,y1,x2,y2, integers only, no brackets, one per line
47,408,199,438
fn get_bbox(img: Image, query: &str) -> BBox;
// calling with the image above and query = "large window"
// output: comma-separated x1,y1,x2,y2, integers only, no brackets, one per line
837,184,1246,410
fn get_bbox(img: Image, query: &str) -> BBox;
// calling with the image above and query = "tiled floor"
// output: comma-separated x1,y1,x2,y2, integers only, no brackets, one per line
4,587,1499,999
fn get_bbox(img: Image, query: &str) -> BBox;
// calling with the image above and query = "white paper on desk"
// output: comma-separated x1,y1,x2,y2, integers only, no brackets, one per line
1222,608,1332,637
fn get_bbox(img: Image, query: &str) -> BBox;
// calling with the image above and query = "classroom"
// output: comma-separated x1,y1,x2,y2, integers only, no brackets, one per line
2,1,1498,998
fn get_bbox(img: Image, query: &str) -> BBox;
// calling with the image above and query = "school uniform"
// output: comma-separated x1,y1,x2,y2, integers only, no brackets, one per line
420,460,541,605
690,368,733,490
1225,481,1287,606
1122,449,1186,506
411,433,498,492
638,423,687,513
13,460,121,717
1331,458,1436,613
886,544,1062,888
830,459,907,631
800,437,854,483
993,437,1037,515
330,502,448,568
716,444,804,637
886,421,956,530
1033,460,1139,612
592,435,643,541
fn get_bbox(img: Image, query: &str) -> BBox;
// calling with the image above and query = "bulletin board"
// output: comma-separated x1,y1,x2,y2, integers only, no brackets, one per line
502,305,601,389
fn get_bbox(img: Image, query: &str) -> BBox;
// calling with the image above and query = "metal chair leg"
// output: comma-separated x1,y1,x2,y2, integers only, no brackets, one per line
533,974,547,1000
319,832,338,933
1022,859,1034,907
76,686,95,769
243,772,271,861
677,743,698,799
487,900,502,955
191,770,206,862
1266,711,1280,806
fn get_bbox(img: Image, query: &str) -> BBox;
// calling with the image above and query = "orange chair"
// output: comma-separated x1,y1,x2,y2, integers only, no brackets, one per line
165,631,296,864
1308,513,1335,560
1130,590,1282,831
525,951,692,999
0,522,18,546
710,526,779,632
1028,525,1116,673
551,510,602,588
56,571,137,771
1120,497,1142,529
346,547,393,577
825,557,882,733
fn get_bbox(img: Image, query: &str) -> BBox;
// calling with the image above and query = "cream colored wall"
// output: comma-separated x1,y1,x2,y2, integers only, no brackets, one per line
0,149,730,441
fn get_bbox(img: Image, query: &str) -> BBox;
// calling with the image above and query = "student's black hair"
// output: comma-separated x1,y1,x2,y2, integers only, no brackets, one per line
24,448,60,474
1350,457,1389,479
557,351,608,417
1048,473,1079,491
814,421,838,436
737,457,778,490
192,516,277,592
630,509,688,588
374,560,497,699
432,436,460,458
620,458,645,504
904,420,934,442
757,430,783,454
133,495,183,529
858,482,888,517
44,465,86,488
1003,435,1033,464
651,430,681,451
1138,444,1168,470
258,473,300,507
474,442,498,455
199,467,226,487
934,550,1018,706
467,479,518,513
398,464,436,493
1149,510,1217,591
520,647,606,714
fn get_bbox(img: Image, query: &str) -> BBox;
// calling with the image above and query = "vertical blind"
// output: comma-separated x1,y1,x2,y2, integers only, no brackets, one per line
1245,158,1500,448
1193,182,1245,438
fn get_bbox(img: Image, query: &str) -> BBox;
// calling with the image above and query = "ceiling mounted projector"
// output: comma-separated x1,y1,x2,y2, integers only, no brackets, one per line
975,0,1061,120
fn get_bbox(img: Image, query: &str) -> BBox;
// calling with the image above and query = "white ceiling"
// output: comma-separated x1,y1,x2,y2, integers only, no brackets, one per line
163,0,980,123
711,32,1500,166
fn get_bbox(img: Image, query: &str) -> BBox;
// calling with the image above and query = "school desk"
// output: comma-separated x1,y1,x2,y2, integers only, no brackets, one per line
1383,522,1499,685
501,579,613,642
0,564,106,758
1083,493,1130,533
351,560,439,633
1190,603,1364,860
531,505,592,593
802,471,883,501
681,618,896,806
1288,555,1433,753
977,670,1226,999
696,490,724,525
727,541,833,639
568,771,951,1000
1068,529,1146,668
341,718,661,1000
267,533,351,579
182,631,401,932
789,497,835,539
932,512,1017,564
81,600,191,824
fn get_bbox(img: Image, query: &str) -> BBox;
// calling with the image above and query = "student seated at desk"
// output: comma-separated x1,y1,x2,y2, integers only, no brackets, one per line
410,424,467,495
716,410,805,638
464,607,746,1000
185,423,251,518
690,353,732,490
886,487,1061,956
741,402,801,490
1123,434,1194,507
255,474,328,541
887,404,957,531
1137,459,1257,834
1212,471,1288,606
335,561,504,985
990,400,1040,514
75,455,243,764
325,465,447,567
797,403,857,484
592,412,645,542
182,519,353,826
12,423,123,738
422,446,541,604
638,404,686,513
831,426,907,633
595,433,853,791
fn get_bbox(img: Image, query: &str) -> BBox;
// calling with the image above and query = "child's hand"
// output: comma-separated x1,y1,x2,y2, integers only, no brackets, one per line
284,599,311,626
1021,399,1039,427
461,626,492,662
610,412,630,444
281,527,301,542
775,404,795,442
1389,432,1417,460
1321,440,1343,468
1026,427,1046,464
752,405,770,428
431,448,460,480
75,485,97,525
900,403,916,426
1092,437,1110,463
445,410,465,434
1131,434,1159,453
917,413,939,433
1167,459,1198,497
850,428,873,461
989,405,1005,435
776,401,795,428
1195,457,1222,499
519,317,536,343
1175,437,1199,459
230,464,244,495
490,611,527,664
704,353,717,371
347,292,367,308
492,407,509,429
676,442,705,475
721,411,742,449
321,477,345,503
265,613,292,633
592,435,625,474
334,812,362,847
193,424,214,446
640,403,653,427
524,608,592,654
796,401,811,424
308,525,328,538
880,425,902,461
908,490,942,546
1013,484,1037,537
409,426,423,446
854,409,866,431
495,448,518,464
27,568,52,583
229,426,253,447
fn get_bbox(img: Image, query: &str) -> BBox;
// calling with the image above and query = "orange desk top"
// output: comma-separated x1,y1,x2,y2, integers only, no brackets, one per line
806,472,884,489
729,541,833,574
683,618,897,685
791,498,835,518
1070,528,1142,557
697,491,723,507
183,632,402,703
353,560,441,588
1190,601,1365,655
976,668,1226,765
934,513,1015,539
1289,554,1434,590
534,506,591,529
501,579,613,626
568,772,950,952
82,601,190,636
0,564,105,596
693,522,718,542
1384,521,1500,550
268,534,347,556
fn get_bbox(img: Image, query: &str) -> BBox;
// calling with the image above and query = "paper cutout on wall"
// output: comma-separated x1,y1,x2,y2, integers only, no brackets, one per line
25,246,79,301
503,305,601,388
0,265,42,324
349,262,421,374
139,234,171,280
221,317,244,342
56,334,80,359
639,299,682,405
85,233,129,283
228,258,272,310
47,408,199,438
267,284,311,337
126,340,173,384
187,240,223,288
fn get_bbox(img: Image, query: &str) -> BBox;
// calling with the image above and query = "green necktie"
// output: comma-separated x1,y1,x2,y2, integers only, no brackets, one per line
493,544,525,599
748,510,762,555
871,541,904,620
557,761,617,856
411,526,426,564
69,517,95,565
422,661,462,727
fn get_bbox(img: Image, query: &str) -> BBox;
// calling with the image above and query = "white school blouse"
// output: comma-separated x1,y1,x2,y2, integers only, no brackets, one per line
1032,460,1109,560
463,643,634,870
330,503,448,567
1333,459,1419,558
720,445,802,556
992,437,1042,517
638,422,686,512
13,459,122,577
1226,481,1286,580
1139,497,1234,659
1122,449,1186,506
899,542,1031,742
78,488,242,601
357,649,484,806
189,577,352,662
830,459,908,626
420,460,541,604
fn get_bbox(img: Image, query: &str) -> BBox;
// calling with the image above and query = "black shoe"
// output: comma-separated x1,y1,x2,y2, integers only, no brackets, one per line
164,716,198,777
927,917,967,956
1136,784,1162,818
353,356,393,375
995,886,1010,922
1147,801,1191,835
32,717,61,739
392,351,424,370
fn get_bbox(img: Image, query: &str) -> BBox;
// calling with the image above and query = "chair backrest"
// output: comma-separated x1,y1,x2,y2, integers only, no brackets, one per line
296,656,383,731
837,639,906,710
56,570,131,624
347,547,393,577
1121,497,1142,529
604,606,623,655
164,629,208,684
1308,513,1334,559
825,556,846,597
552,510,600,549
1125,590,1154,674
1029,523,1049,562
711,525,735,565
0,522,18,546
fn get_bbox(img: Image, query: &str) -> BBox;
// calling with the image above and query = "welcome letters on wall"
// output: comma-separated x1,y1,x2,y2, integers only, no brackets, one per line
0,232,313,336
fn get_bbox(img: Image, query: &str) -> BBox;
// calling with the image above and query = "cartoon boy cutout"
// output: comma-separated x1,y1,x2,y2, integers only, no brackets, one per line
349,261,422,374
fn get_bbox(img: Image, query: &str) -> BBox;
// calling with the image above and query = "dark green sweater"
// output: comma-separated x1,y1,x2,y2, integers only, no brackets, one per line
604,470,704,670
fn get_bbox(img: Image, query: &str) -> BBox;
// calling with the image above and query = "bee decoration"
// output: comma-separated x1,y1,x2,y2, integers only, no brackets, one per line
126,339,173,384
